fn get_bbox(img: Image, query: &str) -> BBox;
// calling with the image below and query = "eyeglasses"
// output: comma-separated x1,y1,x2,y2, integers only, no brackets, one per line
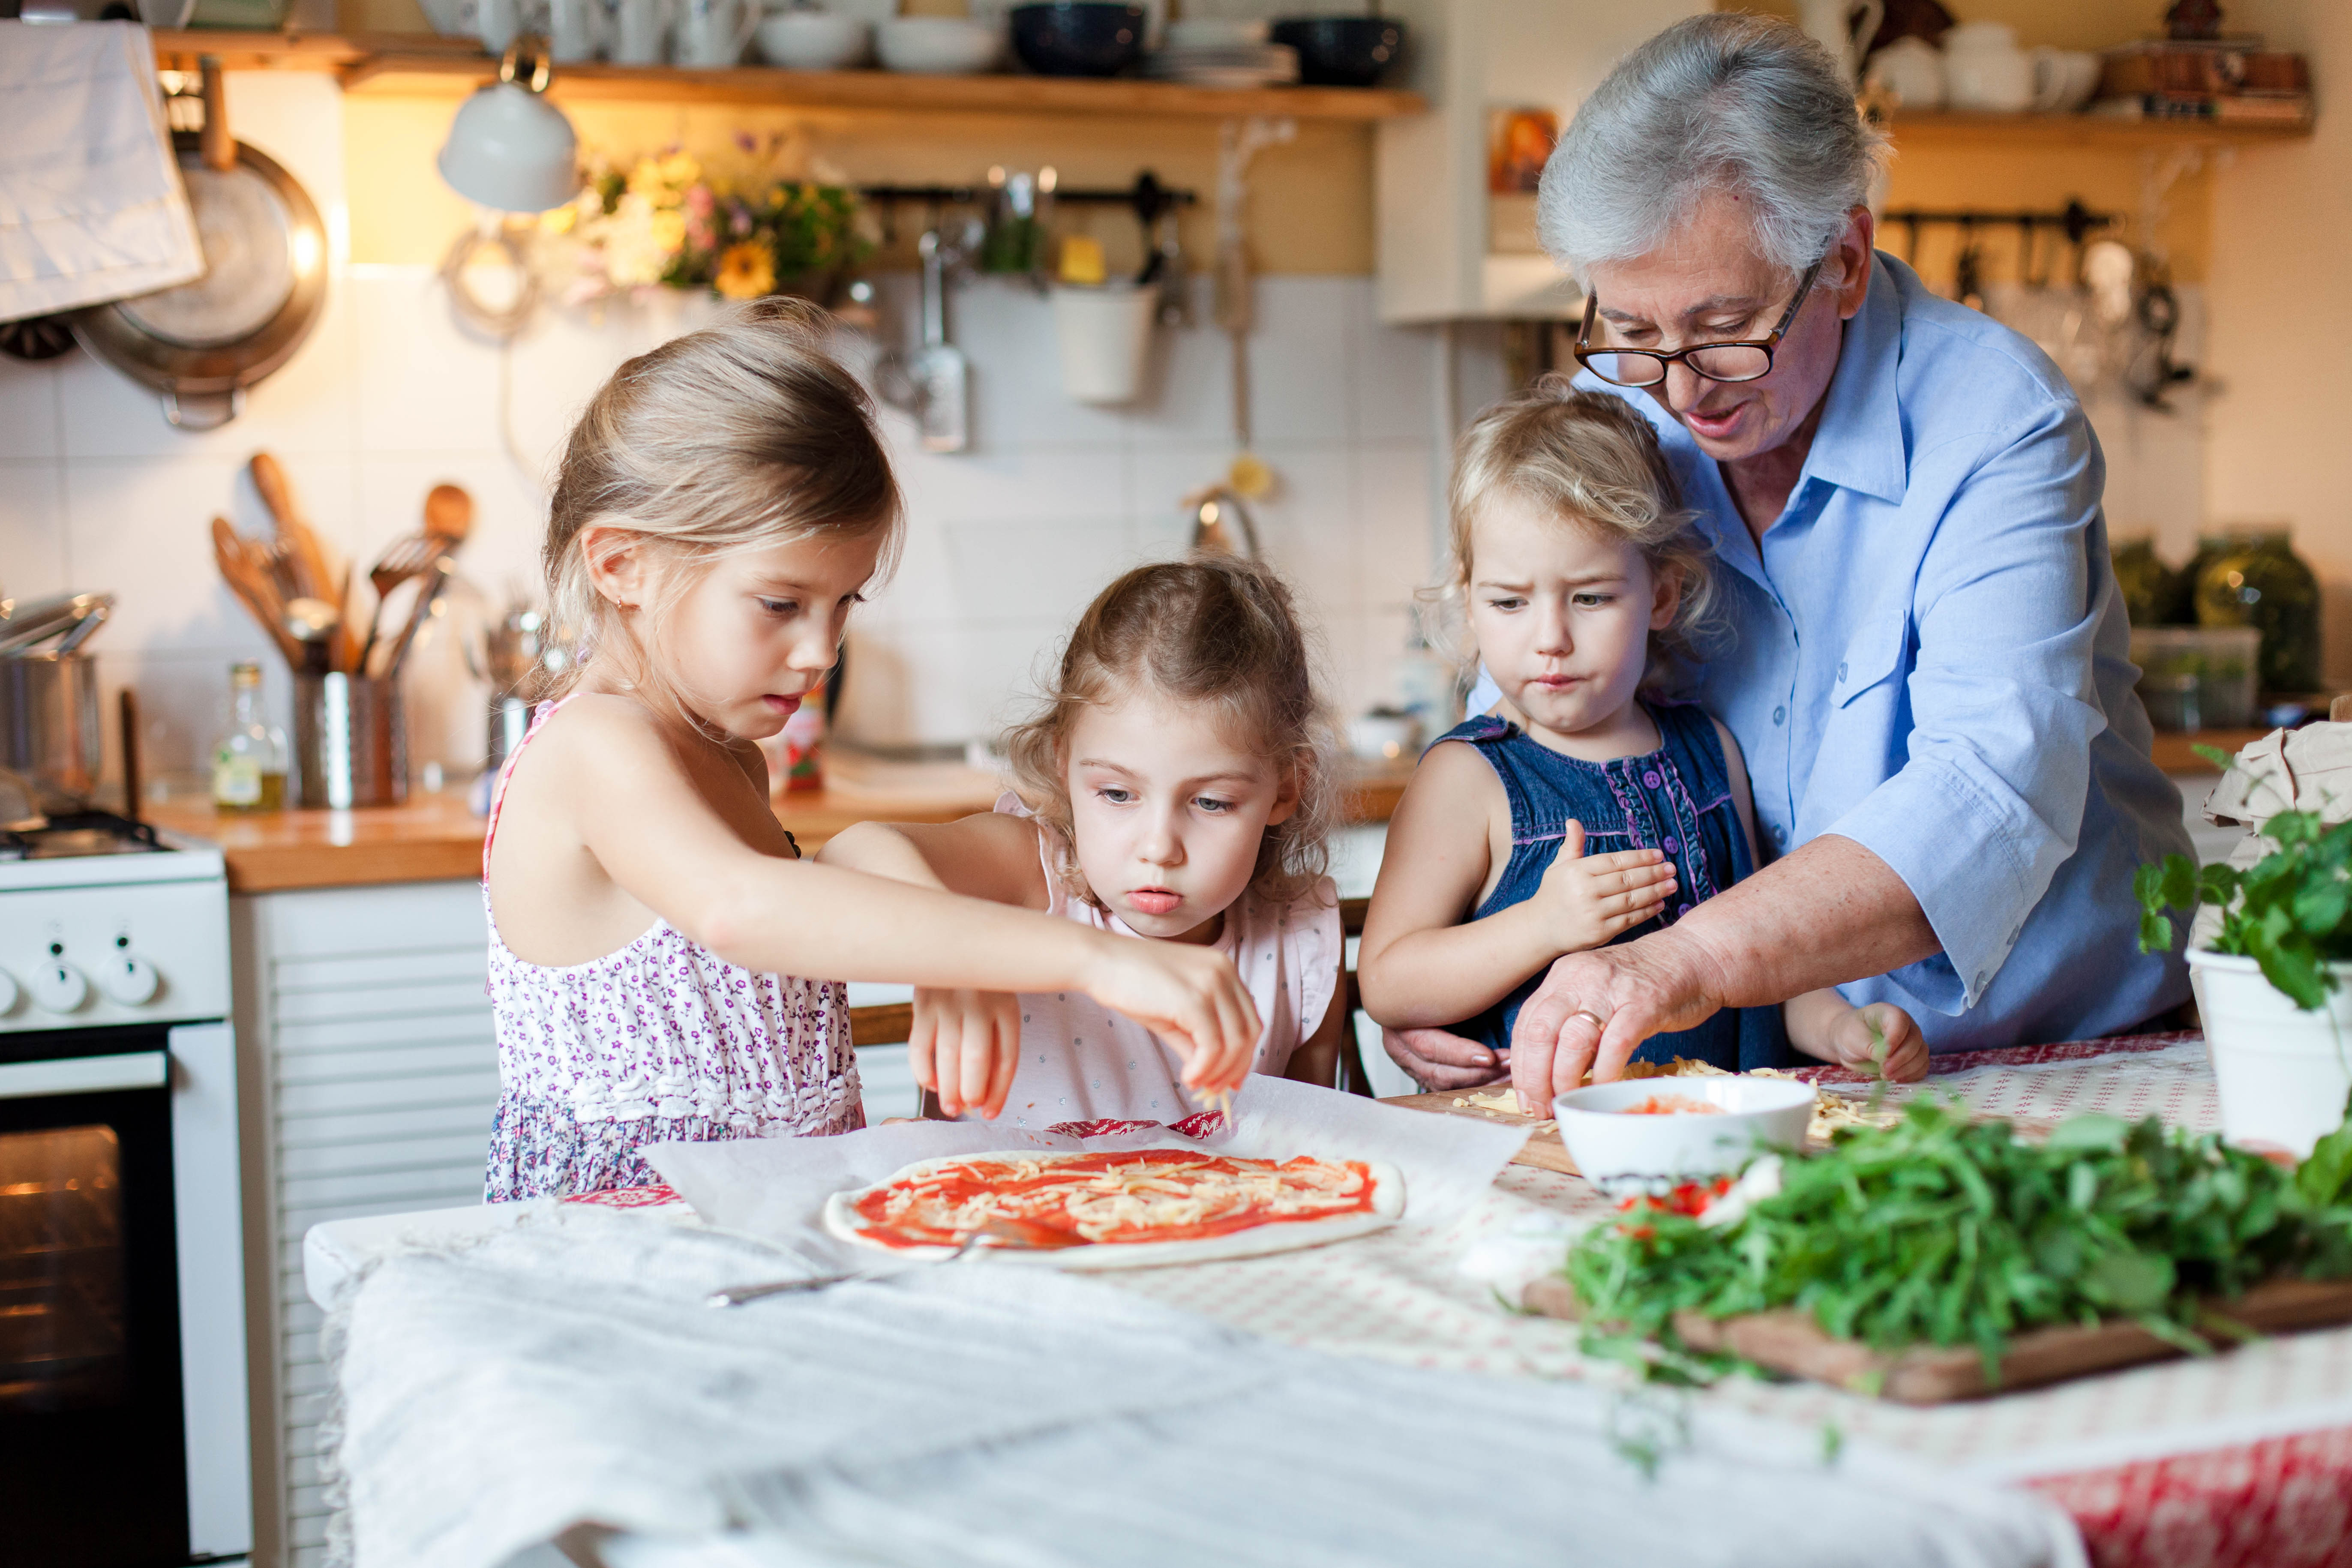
1572,258,1825,389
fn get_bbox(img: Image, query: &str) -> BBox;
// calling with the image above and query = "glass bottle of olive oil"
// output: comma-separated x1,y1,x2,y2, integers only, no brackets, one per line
211,661,288,812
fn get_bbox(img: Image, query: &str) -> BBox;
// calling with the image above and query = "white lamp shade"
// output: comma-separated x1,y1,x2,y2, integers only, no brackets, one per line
437,81,579,213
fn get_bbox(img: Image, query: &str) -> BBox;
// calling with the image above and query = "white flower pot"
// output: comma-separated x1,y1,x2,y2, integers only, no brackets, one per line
1052,283,1159,405
2188,948,2352,1158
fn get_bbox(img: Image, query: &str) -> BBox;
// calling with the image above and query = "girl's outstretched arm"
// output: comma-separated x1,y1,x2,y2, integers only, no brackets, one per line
510,700,1261,1097
1357,742,1676,1029
818,814,1048,1118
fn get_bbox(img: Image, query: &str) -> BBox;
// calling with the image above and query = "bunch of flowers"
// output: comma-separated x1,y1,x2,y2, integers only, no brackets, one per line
539,138,868,306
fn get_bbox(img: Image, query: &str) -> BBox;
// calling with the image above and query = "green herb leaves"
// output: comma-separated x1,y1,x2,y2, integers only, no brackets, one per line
1563,1100,2352,1386
2137,804,2352,1010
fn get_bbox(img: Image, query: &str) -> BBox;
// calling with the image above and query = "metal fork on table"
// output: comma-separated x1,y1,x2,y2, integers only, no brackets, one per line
705,1220,1073,1307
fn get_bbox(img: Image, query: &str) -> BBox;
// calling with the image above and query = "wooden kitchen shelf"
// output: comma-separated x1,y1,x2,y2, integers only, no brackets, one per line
149,29,1424,118
1881,109,2312,149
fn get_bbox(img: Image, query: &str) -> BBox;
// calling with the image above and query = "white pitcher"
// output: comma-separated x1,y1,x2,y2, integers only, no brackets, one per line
611,0,674,65
1800,0,1883,86
675,0,759,66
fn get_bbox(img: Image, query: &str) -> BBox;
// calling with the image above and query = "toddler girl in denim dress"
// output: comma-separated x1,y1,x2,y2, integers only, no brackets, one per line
1359,381,1926,1081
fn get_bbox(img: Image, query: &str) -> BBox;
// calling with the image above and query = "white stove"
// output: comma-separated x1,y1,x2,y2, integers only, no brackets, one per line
0,814,230,1034
0,807,251,1565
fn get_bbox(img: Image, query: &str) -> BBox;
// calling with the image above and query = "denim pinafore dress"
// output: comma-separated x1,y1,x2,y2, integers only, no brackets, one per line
1437,701,1789,1071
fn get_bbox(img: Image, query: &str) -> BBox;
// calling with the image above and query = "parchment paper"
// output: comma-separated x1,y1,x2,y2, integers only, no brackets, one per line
645,1076,1530,1268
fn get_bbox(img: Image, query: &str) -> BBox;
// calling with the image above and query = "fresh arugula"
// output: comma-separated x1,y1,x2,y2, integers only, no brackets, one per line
1563,1097,2352,1385
2135,743,2352,1009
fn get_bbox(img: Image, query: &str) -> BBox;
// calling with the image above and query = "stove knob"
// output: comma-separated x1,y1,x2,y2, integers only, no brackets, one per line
99,956,159,1007
30,960,89,1014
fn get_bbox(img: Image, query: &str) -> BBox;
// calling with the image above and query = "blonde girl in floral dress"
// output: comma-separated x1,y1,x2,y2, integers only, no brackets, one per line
481,300,1261,1198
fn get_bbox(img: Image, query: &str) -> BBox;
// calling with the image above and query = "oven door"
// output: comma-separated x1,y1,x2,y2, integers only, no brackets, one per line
1,1025,189,1568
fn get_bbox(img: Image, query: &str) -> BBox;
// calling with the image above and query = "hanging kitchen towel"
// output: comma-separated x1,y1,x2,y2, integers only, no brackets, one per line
0,19,203,323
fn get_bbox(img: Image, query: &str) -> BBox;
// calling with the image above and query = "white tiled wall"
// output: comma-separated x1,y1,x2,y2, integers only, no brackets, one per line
0,80,1453,786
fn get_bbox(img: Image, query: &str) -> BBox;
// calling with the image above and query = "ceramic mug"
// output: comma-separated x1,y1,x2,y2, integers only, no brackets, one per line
475,0,524,55
2029,46,2102,113
546,0,609,62
1863,35,1944,110
611,0,673,65
674,0,759,66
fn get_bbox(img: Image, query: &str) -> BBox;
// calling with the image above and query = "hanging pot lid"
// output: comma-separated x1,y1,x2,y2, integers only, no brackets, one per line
68,58,327,431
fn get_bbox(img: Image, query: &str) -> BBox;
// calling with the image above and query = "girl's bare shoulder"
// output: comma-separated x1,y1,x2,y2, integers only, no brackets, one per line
1397,737,1507,815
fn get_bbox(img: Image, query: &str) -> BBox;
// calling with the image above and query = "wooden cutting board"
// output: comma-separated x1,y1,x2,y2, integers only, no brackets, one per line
1520,1274,2352,1404
1383,1091,1578,1175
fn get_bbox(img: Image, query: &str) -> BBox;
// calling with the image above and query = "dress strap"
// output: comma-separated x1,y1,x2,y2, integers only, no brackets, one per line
482,696,572,879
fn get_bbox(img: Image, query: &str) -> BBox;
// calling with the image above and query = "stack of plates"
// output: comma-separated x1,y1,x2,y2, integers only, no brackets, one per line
1143,41,1299,87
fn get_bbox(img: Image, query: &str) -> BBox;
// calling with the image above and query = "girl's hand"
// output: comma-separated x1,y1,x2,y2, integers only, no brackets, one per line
1826,1001,1928,1083
1082,938,1261,1097
1532,821,1677,953
909,987,1023,1119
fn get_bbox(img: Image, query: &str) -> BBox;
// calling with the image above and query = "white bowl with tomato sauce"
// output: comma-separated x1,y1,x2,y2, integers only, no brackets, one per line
1551,1076,1815,1196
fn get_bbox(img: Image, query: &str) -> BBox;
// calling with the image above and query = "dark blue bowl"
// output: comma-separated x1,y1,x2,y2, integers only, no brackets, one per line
1270,15,1405,87
1010,3,1146,77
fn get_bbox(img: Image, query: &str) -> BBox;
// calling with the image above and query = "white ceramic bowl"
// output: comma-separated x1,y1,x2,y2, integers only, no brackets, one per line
757,10,872,69
1553,1076,1815,1195
876,16,1002,73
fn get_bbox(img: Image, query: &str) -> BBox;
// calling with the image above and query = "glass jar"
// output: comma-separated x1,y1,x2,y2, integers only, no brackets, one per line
2194,528,2322,694
2109,533,2175,627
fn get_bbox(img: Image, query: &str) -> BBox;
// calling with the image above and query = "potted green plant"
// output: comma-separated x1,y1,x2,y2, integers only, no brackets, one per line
2139,746,2352,1157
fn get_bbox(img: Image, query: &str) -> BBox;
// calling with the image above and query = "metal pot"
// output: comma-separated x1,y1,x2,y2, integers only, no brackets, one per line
0,652,103,814
67,57,328,430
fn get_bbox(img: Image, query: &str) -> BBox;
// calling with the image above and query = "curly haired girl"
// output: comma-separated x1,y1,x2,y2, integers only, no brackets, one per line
821,554,1347,1128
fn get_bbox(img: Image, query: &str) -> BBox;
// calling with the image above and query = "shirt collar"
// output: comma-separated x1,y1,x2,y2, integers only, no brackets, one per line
1793,251,1908,507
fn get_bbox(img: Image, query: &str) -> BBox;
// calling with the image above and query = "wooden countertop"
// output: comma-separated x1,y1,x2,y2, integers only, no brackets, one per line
146,757,1414,894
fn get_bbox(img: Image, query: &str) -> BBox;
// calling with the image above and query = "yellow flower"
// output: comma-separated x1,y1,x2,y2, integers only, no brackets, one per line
649,209,687,254
539,202,577,235
658,151,701,189
714,240,775,300
627,156,665,197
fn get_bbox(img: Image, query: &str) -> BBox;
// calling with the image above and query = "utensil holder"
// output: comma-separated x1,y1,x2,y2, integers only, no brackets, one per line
295,673,408,809
1053,283,1158,405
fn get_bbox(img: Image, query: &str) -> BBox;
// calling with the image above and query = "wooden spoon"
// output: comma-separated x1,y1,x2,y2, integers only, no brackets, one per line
424,483,474,549
250,452,357,670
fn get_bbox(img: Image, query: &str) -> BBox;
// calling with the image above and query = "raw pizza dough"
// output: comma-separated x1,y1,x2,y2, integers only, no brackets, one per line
822,1148,1407,1272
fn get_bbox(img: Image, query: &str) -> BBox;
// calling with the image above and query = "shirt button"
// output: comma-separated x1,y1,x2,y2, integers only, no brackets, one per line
1773,705,1787,725
1675,902,1692,917
1837,661,1848,683
1770,823,1787,846
1662,835,1679,853
1642,770,1662,789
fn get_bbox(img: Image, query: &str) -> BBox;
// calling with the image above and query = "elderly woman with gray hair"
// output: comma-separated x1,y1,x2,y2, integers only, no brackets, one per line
1384,13,2193,1105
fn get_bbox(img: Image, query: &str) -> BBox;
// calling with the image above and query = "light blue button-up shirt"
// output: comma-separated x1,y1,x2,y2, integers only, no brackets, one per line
1474,252,2192,1049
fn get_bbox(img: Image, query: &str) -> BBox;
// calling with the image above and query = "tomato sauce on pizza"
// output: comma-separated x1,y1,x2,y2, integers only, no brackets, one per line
848,1148,1381,1250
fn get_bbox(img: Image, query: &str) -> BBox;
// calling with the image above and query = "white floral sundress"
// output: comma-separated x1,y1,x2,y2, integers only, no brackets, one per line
481,699,861,1200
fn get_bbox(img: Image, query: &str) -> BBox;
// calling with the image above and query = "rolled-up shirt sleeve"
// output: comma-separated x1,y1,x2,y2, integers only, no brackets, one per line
1822,405,2110,1011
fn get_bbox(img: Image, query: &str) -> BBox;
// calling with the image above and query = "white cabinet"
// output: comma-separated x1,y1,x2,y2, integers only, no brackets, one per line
230,881,498,1568
1375,0,1706,322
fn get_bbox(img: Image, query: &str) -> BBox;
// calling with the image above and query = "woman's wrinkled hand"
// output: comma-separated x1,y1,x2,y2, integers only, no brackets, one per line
1509,935,1728,1112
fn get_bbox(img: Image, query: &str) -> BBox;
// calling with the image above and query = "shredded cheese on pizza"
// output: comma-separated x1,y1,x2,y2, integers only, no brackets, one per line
849,1148,1380,1250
